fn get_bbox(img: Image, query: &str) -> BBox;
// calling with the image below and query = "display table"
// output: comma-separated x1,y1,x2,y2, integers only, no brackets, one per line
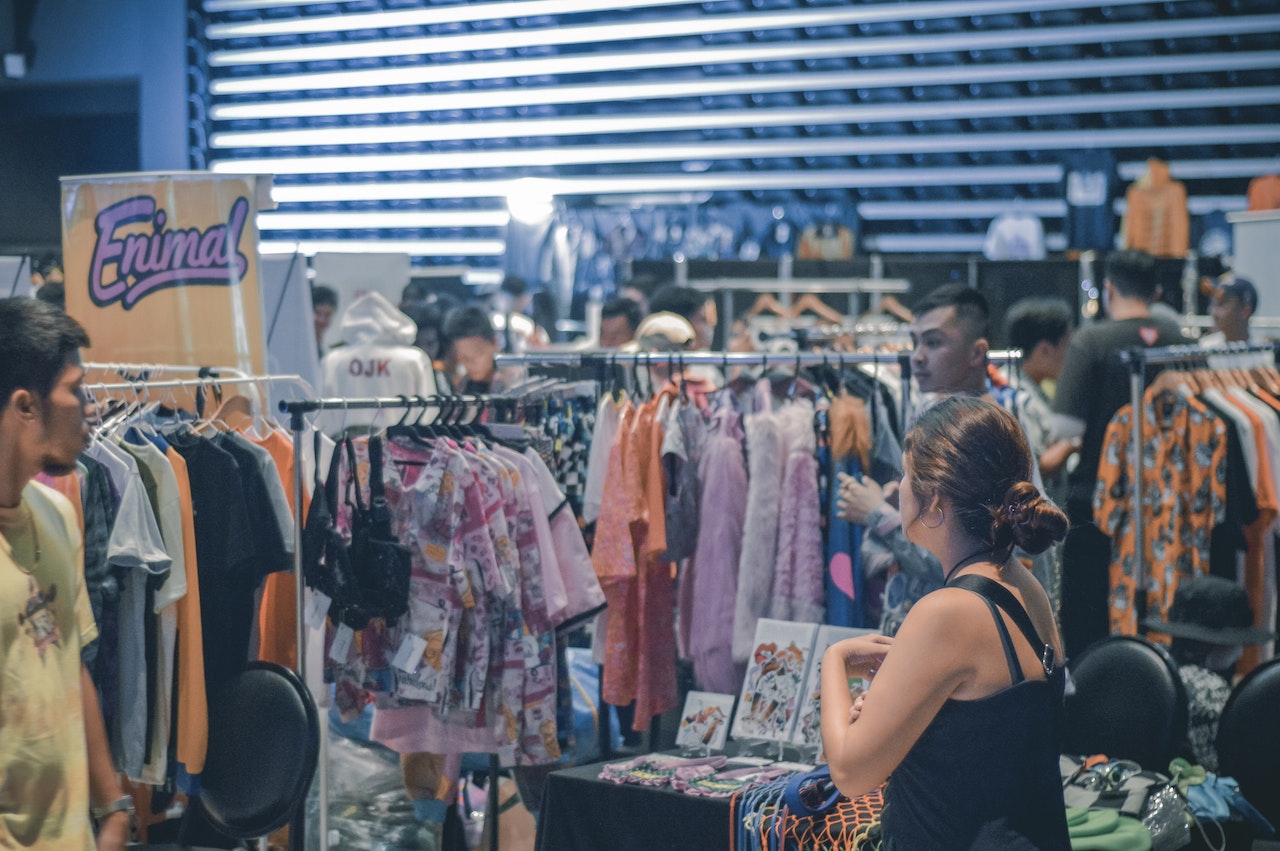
536,758,732,851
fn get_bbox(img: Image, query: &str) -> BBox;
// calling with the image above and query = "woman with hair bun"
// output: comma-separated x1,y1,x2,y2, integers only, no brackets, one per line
821,396,1070,850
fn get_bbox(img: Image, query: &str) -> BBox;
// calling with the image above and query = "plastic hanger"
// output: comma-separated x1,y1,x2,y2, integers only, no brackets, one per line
789,293,844,324
747,293,789,319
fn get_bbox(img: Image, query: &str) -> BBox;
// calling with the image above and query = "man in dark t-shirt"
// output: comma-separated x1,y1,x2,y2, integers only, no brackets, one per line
1052,250,1189,658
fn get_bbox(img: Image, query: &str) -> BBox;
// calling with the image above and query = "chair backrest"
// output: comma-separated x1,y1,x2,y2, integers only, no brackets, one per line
1216,657,1280,829
1064,636,1188,771
199,661,320,839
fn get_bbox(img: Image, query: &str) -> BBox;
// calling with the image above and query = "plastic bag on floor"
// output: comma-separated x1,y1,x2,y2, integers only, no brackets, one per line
306,727,438,851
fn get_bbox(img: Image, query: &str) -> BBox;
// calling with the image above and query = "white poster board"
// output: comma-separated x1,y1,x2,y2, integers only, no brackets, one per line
258,253,321,403
1,256,33,298
791,626,877,754
1228,210,1280,313
676,691,735,752
730,619,819,743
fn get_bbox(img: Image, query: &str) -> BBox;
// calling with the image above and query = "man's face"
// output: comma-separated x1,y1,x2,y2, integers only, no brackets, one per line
14,359,91,477
910,306,984,394
314,304,335,344
1040,332,1072,381
451,335,497,385
599,315,636,348
1210,294,1250,336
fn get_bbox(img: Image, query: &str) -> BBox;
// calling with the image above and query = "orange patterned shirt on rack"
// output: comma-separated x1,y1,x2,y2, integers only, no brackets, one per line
1094,389,1226,636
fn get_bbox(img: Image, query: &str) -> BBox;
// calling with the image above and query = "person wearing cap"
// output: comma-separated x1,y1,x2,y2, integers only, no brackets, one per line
1200,275,1269,370
1143,575,1276,771
628,310,725,392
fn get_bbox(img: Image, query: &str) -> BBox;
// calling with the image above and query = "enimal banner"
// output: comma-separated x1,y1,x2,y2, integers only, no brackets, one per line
61,172,272,373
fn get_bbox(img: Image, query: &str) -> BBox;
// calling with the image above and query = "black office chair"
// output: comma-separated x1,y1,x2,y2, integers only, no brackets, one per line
133,661,320,850
1216,657,1280,832
1064,636,1189,771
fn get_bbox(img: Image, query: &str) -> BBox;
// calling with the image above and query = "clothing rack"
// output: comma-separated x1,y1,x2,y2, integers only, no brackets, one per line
1118,341,1280,626
83,366,313,851
280,392,516,851
85,362,247,377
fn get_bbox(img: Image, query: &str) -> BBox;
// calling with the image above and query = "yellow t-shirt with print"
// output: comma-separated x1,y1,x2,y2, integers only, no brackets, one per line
0,480,97,851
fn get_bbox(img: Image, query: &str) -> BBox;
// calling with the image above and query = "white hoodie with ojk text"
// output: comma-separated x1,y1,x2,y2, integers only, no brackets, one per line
318,291,436,434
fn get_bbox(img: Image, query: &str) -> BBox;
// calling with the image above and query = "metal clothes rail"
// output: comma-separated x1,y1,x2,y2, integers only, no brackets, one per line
1117,341,1279,628
495,347,1023,433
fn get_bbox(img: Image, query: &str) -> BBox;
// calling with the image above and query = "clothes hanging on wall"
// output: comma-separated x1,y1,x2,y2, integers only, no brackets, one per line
1247,174,1280,212
1061,150,1118,252
1121,158,1190,258
983,211,1047,261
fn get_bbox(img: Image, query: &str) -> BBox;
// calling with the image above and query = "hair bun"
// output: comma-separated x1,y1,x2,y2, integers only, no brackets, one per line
991,482,1068,556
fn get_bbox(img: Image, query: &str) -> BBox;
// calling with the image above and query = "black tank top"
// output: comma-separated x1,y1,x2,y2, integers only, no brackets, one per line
881,575,1071,851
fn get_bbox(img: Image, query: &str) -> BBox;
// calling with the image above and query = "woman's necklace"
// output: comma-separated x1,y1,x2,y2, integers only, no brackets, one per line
944,546,991,584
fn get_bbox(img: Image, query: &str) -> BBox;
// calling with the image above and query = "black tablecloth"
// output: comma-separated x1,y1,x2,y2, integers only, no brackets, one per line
536,759,731,851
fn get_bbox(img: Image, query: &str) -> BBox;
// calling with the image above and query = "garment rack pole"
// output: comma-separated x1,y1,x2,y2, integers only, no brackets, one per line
496,347,1021,436
495,349,1023,367
86,374,303,392
1119,341,1279,630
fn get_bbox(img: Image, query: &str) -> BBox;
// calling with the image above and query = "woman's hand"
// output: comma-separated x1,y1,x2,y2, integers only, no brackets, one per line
848,691,868,724
826,633,893,681
836,473,885,524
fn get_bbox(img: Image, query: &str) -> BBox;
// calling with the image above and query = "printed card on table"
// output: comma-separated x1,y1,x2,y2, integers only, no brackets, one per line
730,619,819,743
791,626,878,751
676,691,736,751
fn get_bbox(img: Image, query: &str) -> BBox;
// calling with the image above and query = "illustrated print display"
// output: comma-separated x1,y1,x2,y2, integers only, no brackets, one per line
792,626,877,752
730,619,819,743
676,691,736,752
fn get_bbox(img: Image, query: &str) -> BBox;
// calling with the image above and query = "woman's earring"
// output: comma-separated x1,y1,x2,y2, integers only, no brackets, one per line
921,506,945,529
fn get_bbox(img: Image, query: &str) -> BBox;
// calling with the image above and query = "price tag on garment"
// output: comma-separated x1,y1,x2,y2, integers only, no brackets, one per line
393,634,429,673
329,623,355,664
305,590,332,631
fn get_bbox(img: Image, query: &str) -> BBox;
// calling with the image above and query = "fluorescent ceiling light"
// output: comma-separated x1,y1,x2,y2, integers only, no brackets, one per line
205,0,1144,39
210,51,1280,121
858,200,1068,220
205,0,349,10
1117,158,1280,180
208,0,1165,66
259,239,506,256
593,192,715,207
212,126,1280,176
207,0,692,39
257,210,510,231
269,166,1065,204
209,86,1280,154
1113,196,1250,215
208,14,1280,93
867,233,1069,253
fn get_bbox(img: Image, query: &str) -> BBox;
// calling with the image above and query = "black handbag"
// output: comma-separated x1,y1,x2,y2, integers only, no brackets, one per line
345,435,412,623
300,431,365,628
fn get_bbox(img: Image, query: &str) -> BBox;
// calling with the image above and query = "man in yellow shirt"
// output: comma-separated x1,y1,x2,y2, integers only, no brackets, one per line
0,298,130,850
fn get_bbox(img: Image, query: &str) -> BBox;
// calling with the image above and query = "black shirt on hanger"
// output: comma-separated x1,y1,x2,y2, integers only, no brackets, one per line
211,431,292,581
166,431,259,702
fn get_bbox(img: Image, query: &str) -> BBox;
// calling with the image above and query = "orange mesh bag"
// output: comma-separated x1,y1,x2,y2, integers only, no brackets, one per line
732,767,884,851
